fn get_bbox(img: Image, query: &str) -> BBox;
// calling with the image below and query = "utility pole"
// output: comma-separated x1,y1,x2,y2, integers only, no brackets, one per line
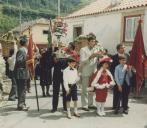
19,2,22,34
58,0,60,18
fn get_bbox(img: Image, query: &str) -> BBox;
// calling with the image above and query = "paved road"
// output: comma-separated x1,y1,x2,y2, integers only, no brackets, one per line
0,82,147,128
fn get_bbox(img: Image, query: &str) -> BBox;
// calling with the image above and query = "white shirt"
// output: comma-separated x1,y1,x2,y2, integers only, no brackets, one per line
63,66,80,92
8,44,18,71
80,46,97,77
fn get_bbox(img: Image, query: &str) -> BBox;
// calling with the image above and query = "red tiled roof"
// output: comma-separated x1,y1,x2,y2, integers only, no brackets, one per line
66,0,147,18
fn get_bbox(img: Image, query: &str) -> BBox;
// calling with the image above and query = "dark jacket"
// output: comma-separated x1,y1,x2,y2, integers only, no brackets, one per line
53,54,68,82
14,47,29,80
110,53,129,76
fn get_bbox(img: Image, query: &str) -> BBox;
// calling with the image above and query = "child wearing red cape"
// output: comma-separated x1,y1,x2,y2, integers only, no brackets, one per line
91,56,115,116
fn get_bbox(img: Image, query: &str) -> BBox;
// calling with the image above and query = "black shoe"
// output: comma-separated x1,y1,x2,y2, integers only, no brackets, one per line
17,106,29,111
112,107,116,110
27,88,31,93
63,108,67,112
82,107,90,111
46,93,52,97
17,107,23,111
123,110,128,114
73,113,80,118
42,93,46,97
51,109,57,113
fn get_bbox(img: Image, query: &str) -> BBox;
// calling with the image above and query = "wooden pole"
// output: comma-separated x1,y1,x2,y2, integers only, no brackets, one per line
34,77,40,111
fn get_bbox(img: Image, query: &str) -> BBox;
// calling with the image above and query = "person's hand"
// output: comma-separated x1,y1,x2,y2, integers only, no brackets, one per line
54,57,58,63
96,84,105,89
96,51,103,55
122,64,128,71
66,90,70,96
89,53,96,60
110,81,115,86
127,65,133,71
132,67,136,73
105,83,110,88
87,87,94,92
89,52,100,60
118,86,122,92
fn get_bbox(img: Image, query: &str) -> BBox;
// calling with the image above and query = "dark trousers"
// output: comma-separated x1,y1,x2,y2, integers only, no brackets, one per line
16,79,27,108
113,85,119,108
9,71,18,100
52,80,66,111
115,82,130,111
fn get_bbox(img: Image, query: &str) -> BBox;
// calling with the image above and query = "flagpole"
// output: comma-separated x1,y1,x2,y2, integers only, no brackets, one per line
48,18,53,48
19,2,22,34
28,27,40,111
34,77,40,111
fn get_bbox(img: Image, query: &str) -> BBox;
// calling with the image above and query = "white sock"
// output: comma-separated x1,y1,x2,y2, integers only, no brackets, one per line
101,102,105,115
67,108,71,116
96,102,101,114
74,107,78,114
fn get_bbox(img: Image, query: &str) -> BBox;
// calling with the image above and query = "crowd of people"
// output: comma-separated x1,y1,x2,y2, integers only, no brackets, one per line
6,33,136,119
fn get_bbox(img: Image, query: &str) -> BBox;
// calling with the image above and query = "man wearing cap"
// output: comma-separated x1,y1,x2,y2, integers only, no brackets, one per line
14,36,29,111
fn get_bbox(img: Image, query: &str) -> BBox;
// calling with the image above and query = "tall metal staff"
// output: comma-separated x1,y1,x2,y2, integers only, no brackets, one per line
34,75,40,111
48,19,53,48
19,1,22,33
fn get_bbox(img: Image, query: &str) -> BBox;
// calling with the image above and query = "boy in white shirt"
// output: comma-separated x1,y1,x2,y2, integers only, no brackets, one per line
63,57,80,119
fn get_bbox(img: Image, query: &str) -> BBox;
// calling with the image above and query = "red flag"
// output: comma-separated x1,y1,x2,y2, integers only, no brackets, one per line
129,20,146,95
27,34,34,77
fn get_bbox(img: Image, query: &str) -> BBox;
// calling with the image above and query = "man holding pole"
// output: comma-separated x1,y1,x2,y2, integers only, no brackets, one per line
15,36,29,111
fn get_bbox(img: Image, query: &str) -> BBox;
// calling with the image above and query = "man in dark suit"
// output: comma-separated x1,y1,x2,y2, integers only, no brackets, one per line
40,48,53,97
15,36,29,111
51,53,68,113
110,44,129,110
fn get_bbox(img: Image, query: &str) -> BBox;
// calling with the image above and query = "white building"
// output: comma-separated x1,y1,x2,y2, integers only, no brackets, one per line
65,0,147,54
12,18,50,48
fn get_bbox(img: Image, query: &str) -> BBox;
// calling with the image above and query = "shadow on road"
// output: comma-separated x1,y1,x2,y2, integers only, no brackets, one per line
0,105,124,120
104,111,124,118
26,108,66,120
0,107,19,116
130,97,147,105
26,108,123,120
40,114,65,120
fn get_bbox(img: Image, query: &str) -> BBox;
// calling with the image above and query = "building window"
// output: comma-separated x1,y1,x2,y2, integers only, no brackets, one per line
43,30,49,35
73,26,83,39
123,15,141,42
